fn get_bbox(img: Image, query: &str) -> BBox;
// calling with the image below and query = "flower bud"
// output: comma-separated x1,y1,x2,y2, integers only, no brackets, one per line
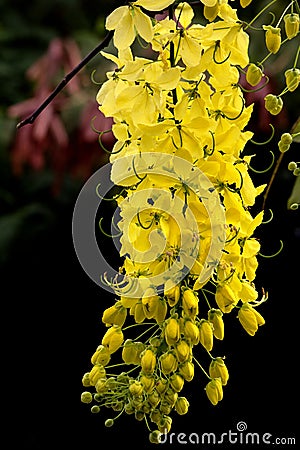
182,289,199,319
160,401,172,415
264,94,283,115
149,430,161,444
288,161,297,171
82,372,91,387
164,387,178,407
91,345,111,366
208,308,224,340
105,418,114,427
89,364,106,386
158,415,172,433
156,378,168,395
262,25,281,54
81,391,93,404
284,13,299,39
175,339,191,363
238,302,265,336
209,357,229,386
285,68,300,92
133,300,146,323
246,63,263,87
141,349,156,374
95,377,107,393
150,409,162,424
178,360,194,381
135,410,145,421
164,279,180,307
281,133,293,146
148,390,161,408
159,351,178,375
183,319,199,344
91,405,100,413
198,319,214,351
129,380,144,397
175,396,190,415
164,317,181,346
140,375,155,393
169,373,185,392
102,301,127,327
205,378,223,405
102,325,124,354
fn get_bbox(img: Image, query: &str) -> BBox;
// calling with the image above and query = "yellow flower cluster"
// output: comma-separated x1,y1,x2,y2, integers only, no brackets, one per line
81,0,299,442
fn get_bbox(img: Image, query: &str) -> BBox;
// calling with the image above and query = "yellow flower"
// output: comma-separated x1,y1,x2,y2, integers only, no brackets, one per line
101,325,124,354
205,378,223,405
238,303,265,336
105,4,153,50
209,357,229,385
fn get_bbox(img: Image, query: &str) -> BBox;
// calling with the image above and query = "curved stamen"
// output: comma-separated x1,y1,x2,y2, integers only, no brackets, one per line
213,41,231,65
250,124,275,146
99,217,122,238
249,151,275,174
259,240,284,258
239,75,270,93
261,209,274,224
136,210,154,230
132,156,147,182
90,69,103,85
96,183,126,202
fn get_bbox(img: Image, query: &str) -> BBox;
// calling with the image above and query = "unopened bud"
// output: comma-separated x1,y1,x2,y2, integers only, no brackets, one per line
246,63,263,86
285,68,300,92
81,391,93,404
284,13,299,39
263,25,281,54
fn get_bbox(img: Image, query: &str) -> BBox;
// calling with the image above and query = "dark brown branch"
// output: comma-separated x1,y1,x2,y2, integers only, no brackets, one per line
17,30,114,129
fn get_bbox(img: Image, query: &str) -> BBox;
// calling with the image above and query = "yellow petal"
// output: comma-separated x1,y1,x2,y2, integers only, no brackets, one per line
133,7,154,43
114,13,135,50
175,2,194,29
134,0,175,11
105,6,128,30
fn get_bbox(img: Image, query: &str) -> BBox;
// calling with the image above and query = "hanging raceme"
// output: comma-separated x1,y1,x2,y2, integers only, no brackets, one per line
80,0,300,443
